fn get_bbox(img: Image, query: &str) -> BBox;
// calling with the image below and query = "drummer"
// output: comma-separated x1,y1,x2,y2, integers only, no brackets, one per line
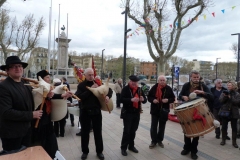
178,70,213,160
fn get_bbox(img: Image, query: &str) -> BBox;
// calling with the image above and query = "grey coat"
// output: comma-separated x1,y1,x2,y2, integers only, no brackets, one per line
219,90,240,119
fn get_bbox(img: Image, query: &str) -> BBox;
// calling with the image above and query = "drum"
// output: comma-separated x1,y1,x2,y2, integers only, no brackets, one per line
174,98,215,138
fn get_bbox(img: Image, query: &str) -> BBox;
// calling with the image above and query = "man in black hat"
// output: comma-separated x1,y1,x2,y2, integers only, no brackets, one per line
0,56,43,155
120,75,147,156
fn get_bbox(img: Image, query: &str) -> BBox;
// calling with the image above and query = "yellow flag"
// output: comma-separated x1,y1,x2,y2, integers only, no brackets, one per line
203,14,207,20
232,6,236,10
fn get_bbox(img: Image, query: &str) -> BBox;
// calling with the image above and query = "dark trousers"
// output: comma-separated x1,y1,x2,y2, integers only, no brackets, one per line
150,114,166,143
183,136,199,154
54,118,66,136
116,93,121,107
70,113,74,122
1,127,31,151
121,113,140,150
80,109,103,154
222,118,238,132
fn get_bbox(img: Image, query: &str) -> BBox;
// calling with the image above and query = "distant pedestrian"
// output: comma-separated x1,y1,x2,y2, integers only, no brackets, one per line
113,78,123,108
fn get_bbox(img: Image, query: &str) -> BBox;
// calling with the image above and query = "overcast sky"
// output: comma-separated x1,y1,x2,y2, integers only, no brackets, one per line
3,0,240,64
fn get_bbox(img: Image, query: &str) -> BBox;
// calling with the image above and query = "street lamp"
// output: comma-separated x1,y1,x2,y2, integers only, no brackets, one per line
231,33,240,81
216,58,221,79
101,49,105,80
122,7,131,86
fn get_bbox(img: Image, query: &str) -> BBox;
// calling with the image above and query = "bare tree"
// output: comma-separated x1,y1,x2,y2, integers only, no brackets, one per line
0,9,45,61
0,0,6,7
230,43,238,59
123,0,212,73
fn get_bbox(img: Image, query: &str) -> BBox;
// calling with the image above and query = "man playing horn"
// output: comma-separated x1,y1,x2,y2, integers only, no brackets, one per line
178,70,213,160
0,56,43,155
75,68,112,160
120,75,147,156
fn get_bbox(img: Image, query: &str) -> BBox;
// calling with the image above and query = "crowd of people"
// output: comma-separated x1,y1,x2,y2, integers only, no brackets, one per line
1,55,240,160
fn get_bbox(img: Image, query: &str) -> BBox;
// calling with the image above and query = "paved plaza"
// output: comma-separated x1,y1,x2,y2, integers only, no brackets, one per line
1,84,240,160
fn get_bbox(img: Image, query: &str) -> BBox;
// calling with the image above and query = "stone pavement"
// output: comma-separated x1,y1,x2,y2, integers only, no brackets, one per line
1,86,240,160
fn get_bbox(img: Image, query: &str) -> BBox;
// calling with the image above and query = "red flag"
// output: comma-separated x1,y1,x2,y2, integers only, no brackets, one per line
212,12,215,17
92,56,97,77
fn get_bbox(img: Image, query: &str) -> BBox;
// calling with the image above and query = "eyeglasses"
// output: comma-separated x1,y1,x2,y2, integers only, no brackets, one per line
9,65,23,69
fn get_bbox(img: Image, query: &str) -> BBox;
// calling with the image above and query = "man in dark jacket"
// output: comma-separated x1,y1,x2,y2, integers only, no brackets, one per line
0,56,43,155
178,70,213,160
148,75,175,149
120,75,147,156
210,79,230,140
75,68,112,160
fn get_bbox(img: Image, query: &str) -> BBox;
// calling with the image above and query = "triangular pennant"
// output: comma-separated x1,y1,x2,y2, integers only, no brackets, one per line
135,31,139,35
203,14,207,20
221,9,225,13
182,21,184,25
170,24,172,28
212,12,215,17
188,19,191,23
232,6,236,10
175,22,178,27
195,17,198,21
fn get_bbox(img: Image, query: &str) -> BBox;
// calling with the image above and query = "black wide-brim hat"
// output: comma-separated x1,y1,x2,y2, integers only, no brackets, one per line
36,70,52,80
0,56,28,71
129,75,140,82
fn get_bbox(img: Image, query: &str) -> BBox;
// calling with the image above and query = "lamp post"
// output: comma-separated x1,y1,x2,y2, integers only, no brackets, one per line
231,33,240,81
122,7,131,86
216,58,221,79
101,49,105,80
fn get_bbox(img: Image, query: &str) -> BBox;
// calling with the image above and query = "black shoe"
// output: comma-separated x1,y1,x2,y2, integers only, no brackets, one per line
216,135,220,139
60,134,64,137
76,131,81,136
226,136,231,140
121,149,127,156
181,150,190,155
158,142,164,148
128,147,138,153
97,153,104,160
81,153,88,160
191,153,198,160
149,142,156,149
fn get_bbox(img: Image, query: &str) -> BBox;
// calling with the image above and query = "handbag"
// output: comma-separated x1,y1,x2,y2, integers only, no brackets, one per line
159,107,169,121
218,104,231,118
120,107,127,119
159,89,169,121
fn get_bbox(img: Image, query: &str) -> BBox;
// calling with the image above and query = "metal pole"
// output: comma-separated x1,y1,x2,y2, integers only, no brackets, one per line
155,63,158,83
53,19,56,75
122,8,128,87
216,58,218,80
47,2,52,72
238,35,240,82
101,49,105,80
57,4,60,76
65,13,68,78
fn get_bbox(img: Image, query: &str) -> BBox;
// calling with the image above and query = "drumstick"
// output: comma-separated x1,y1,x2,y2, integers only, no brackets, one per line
35,91,48,128
102,94,110,114
62,86,81,101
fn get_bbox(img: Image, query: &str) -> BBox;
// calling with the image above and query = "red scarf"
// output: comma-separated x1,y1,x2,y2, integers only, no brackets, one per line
45,99,51,114
155,84,166,102
129,82,139,108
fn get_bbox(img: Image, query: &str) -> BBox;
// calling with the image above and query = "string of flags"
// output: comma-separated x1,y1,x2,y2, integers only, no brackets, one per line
127,4,239,39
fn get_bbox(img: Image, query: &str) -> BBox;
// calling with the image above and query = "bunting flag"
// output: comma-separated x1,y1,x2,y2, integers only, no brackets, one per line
127,4,239,39
92,56,97,78
203,14,207,20
71,62,85,83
